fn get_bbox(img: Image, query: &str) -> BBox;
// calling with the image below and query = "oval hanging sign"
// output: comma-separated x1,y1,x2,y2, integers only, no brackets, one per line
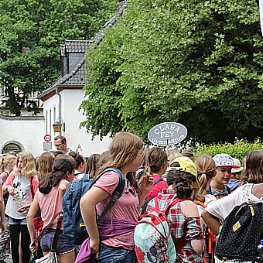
148,122,188,146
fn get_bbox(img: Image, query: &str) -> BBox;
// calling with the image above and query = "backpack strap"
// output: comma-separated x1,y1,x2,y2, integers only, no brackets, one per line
153,178,163,186
226,185,231,194
165,197,184,215
194,200,216,263
97,168,125,221
51,213,63,251
34,211,63,243
194,200,206,208
140,197,154,215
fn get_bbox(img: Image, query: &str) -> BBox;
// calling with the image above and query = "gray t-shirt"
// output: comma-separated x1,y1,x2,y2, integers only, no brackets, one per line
5,175,33,219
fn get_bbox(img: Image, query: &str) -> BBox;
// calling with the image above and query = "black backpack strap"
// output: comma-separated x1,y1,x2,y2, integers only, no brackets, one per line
226,185,231,194
206,186,212,195
51,213,63,251
34,211,63,243
153,178,163,186
97,168,125,221
140,197,153,215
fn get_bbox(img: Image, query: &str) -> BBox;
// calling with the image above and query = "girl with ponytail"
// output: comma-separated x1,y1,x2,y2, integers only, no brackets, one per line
27,154,76,263
194,155,216,204
80,132,153,263
161,156,205,262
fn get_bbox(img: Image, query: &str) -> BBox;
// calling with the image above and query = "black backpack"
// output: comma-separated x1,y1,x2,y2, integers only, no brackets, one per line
216,201,263,262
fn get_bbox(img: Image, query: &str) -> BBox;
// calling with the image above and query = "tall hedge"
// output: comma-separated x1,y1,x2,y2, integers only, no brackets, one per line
194,140,263,160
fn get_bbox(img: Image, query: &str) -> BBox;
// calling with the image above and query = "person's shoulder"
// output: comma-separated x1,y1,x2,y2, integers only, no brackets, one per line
58,179,69,192
180,200,199,217
159,179,168,187
251,183,263,199
98,169,120,182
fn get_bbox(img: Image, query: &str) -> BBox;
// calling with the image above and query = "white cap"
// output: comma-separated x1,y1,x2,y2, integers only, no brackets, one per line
213,153,235,167
231,158,243,173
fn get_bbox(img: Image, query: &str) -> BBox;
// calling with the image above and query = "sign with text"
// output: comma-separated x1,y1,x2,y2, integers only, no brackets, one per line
43,141,52,151
148,122,187,146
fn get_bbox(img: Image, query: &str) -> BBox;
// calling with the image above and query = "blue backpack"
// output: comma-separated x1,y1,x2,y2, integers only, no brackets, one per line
63,168,125,245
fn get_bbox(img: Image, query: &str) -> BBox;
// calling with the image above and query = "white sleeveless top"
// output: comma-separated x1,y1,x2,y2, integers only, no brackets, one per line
206,184,263,221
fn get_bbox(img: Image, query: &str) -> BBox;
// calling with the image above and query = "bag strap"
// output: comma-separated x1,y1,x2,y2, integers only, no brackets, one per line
51,213,63,251
194,200,206,208
153,178,163,186
165,197,184,215
140,197,153,215
97,168,125,221
34,211,63,243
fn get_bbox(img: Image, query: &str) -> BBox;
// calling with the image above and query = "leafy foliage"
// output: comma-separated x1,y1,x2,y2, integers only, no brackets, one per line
82,0,263,143
194,139,263,161
0,0,119,116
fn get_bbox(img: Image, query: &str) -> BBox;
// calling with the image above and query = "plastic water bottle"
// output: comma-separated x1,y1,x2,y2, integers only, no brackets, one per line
257,239,263,259
13,189,23,208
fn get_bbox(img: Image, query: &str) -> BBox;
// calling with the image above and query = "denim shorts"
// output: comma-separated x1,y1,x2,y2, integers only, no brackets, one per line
40,229,74,255
9,217,27,225
98,243,137,263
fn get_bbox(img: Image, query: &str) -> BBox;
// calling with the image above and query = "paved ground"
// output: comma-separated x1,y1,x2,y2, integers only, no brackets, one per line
5,255,12,263
3,249,12,263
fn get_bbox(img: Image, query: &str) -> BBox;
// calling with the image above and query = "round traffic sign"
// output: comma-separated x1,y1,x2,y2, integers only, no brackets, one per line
44,134,51,142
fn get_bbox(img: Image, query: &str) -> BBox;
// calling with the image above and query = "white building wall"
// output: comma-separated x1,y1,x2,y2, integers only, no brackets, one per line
42,89,112,157
0,116,44,157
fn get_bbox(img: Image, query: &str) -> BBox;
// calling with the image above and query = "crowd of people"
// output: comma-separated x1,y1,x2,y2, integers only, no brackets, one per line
0,133,261,263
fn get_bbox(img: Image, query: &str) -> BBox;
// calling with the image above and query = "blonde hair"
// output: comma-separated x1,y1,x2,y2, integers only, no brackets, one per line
15,151,37,177
38,152,55,179
101,132,143,170
194,154,215,202
3,154,17,170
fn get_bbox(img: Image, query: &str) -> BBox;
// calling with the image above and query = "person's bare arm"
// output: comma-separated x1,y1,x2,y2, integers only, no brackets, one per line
80,186,109,256
181,201,204,254
0,185,5,230
26,195,40,253
58,180,69,197
201,210,220,236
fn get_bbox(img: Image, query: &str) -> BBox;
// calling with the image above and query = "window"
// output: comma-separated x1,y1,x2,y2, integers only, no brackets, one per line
54,107,56,124
2,142,23,154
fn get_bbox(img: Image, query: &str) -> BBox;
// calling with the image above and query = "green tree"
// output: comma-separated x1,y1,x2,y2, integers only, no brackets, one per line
0,0,119,116
81,0,263,143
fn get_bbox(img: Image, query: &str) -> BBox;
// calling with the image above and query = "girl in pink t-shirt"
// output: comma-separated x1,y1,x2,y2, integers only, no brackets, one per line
80,132,153,263
27,154,76,263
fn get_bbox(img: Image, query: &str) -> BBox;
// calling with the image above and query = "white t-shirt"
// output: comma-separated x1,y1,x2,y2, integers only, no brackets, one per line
5,175,33,219
206,184,261,221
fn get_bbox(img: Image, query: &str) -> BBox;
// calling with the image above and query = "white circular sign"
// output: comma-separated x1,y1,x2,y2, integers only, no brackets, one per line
148,122,187,146
44,134,51,142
